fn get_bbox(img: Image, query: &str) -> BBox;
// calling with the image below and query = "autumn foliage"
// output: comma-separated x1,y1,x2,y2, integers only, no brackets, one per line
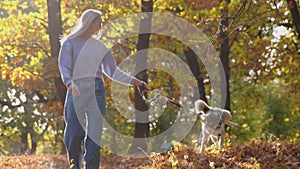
1,139,299,169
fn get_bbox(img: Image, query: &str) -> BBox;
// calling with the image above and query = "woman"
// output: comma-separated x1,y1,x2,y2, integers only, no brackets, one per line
58,9,147,169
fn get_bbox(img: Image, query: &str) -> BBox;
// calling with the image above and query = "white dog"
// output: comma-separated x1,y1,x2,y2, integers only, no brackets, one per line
194,100,239,152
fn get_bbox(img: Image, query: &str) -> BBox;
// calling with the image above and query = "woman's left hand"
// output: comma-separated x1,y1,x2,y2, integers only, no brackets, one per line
134,80,151,92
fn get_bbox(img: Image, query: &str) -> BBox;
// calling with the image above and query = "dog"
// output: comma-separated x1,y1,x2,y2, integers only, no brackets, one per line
194,99,239,152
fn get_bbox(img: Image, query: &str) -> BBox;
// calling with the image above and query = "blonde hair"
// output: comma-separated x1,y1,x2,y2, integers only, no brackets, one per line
60,9,102,44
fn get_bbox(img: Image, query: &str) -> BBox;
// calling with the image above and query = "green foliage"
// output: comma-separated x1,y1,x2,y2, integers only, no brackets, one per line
262,82,300,143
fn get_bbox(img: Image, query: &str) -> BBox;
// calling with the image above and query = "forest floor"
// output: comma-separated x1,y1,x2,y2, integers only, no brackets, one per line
0,139,299,169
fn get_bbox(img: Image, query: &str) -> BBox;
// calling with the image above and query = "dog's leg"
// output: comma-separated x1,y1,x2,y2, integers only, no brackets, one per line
218,134,224,150
200,135,208,153
199,126,210,152
219,125,225,150
210,135,217,146
199,129,204,152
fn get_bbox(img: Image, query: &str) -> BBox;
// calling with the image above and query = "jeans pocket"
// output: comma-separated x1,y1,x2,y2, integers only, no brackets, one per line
95,80,105,96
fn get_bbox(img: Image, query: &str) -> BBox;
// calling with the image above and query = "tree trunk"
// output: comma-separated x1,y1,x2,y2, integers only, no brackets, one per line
219,1,230,110
128,0,153,154
46,0,67,104
184,50,207,103
30,142,37,154
47,0,66,155
287,0,300,40
21,131,29,154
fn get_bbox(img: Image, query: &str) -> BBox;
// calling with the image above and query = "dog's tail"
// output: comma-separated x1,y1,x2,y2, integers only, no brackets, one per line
226,121,239,127
194,99,210,114
222,109,239,127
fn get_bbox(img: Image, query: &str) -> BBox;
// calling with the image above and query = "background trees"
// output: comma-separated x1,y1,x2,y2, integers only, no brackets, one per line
0,0,299,155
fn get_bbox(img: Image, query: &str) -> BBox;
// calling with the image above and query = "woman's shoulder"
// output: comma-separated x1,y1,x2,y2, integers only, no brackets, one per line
63,37,106,49
89,38,108,50
60,38,72,48
90,37,105,45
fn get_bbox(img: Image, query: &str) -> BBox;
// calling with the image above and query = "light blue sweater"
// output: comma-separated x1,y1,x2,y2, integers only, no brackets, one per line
58,37,136,87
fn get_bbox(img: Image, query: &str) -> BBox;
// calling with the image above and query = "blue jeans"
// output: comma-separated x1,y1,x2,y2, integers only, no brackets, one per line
63,78,106,169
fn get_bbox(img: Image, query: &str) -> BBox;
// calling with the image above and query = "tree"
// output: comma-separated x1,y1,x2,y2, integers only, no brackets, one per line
184,50,207,103
46,0,67,104
0,0,64,154
223,0,300,142
219,0,231,110
1,0,299,156
128,0,153,154
287,0,300,40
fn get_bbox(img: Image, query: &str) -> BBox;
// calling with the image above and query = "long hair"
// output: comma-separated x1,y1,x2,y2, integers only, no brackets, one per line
60,9,102,44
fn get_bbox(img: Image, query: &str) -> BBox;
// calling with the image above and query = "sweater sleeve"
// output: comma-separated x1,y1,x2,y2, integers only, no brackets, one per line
58,40,73,87
101,50,136,86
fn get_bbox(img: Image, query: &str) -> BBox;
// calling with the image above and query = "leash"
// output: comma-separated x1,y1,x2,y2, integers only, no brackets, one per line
137,84,181,108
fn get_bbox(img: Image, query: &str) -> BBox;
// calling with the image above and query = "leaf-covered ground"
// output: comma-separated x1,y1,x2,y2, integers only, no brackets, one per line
1,140,299,169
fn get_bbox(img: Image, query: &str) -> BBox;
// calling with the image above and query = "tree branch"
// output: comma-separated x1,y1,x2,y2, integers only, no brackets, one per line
0,100,22,109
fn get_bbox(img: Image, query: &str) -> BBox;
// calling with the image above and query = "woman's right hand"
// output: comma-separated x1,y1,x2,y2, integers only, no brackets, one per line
68,83,80,96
